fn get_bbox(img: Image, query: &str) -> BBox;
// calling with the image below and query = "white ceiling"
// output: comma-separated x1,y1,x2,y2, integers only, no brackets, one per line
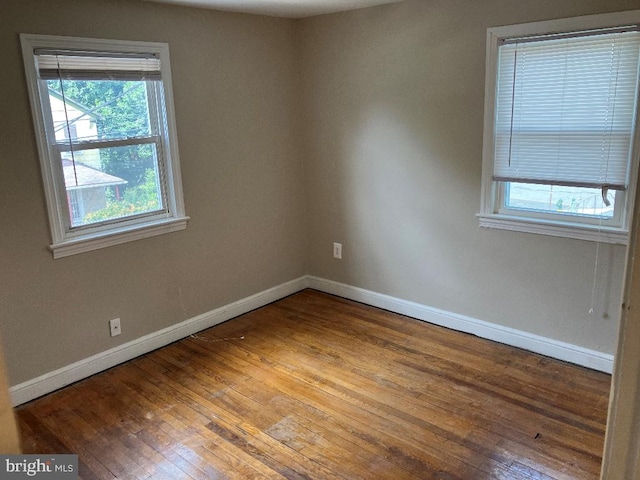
140,0,405,18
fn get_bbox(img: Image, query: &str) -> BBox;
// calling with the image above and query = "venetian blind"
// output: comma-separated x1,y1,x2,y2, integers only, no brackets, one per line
34,49,161,81
493,28,640,191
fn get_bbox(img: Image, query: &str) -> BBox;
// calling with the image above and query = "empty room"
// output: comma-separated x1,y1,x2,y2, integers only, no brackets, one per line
1,0,640,478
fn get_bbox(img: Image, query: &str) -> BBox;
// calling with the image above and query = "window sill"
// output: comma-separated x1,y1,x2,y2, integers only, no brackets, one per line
50,216,190,259
477,213,628,245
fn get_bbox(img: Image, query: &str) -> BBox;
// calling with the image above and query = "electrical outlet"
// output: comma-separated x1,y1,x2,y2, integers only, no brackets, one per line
333,242,342,259
109,318,121,337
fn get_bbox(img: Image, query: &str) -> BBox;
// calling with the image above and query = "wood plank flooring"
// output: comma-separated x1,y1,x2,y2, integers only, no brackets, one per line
15,289,611,479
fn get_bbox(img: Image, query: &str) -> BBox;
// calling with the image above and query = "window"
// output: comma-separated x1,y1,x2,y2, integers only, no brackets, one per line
478,11,640,244
21,34,188,258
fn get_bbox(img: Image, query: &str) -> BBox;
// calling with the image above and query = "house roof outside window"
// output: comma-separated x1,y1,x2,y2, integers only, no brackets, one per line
63,159,127,190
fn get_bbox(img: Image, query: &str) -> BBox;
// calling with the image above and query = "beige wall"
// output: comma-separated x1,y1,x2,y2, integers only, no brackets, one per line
298,0,638,355
1,0,637,389
0,0,306,385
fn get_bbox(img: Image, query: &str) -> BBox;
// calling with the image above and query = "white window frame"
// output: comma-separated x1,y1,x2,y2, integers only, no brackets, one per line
478,11,640,245
21,34,189,258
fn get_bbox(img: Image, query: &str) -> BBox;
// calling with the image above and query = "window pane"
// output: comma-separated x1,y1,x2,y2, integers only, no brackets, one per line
62,144,164,228
47,79,151,143
505,182,614,218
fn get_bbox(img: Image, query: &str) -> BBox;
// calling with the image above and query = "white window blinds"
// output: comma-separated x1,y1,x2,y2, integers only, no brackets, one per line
493,28,640,191
34,49,161,81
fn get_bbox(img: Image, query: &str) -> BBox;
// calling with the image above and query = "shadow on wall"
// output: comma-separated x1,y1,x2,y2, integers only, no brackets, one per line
302,1,625,352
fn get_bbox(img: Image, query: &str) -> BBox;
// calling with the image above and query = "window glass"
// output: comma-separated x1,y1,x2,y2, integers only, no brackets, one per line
48,79,164,228
48,79,152,143
505,183,615,218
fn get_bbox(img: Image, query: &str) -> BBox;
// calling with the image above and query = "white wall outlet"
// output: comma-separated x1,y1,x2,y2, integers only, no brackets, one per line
109,318,121,337
333,242,342,259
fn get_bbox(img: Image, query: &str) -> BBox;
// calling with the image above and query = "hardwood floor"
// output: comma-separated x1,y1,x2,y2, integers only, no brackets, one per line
16,289,611,479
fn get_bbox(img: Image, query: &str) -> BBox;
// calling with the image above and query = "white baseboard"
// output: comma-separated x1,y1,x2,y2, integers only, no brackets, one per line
11,274,613,406
306,276,614,374
10,276,307,406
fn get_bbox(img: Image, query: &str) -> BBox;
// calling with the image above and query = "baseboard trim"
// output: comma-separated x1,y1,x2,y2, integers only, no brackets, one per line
10,276,307,406
306,276,614,374
11,274,613,405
